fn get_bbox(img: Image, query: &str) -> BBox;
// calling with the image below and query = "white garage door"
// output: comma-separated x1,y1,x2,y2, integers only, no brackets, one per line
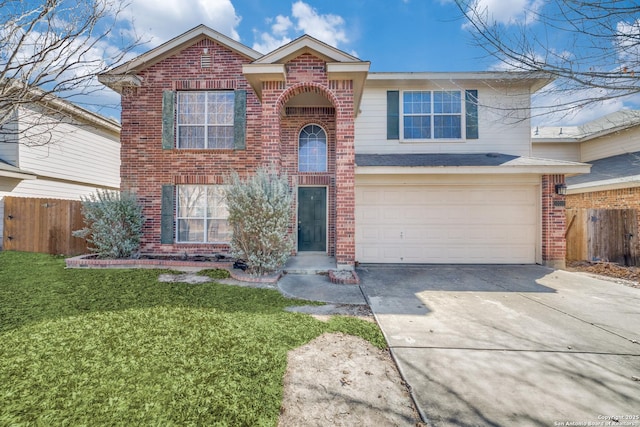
356,184,538,264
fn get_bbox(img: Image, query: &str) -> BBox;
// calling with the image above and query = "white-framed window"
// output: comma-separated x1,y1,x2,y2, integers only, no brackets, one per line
176,91,234,149
403,90,462,139
298,124,327,172
176,185,230,243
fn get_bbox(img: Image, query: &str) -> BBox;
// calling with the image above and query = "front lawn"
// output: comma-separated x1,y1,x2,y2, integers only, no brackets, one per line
0,251,384,426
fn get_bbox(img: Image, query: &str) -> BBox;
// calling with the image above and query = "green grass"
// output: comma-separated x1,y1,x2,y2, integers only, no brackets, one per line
0,251,384,426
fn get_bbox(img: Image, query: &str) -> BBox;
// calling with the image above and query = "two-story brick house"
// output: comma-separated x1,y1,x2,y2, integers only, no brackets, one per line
99,25,589,269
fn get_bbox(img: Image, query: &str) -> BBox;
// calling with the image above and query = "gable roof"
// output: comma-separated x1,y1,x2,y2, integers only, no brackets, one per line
99,25,262,92
242,33,370,114
252,34,362,64
99,26,371,115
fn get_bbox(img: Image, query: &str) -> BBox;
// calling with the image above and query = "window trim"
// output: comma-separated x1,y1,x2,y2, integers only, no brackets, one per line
175,185,230,244
175,90,235,149
400,90,466,141
298,123,328,173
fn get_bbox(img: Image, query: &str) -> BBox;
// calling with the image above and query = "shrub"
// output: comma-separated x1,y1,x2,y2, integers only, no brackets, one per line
73,190,144,259
225,168,294,276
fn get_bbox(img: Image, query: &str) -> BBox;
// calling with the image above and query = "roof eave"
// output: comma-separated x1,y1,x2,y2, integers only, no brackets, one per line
568,175,640,194
367,71,554,92
242,64,286,100
327,62,370,116
0,168,37,180
97,74,143,94
355,164,591,175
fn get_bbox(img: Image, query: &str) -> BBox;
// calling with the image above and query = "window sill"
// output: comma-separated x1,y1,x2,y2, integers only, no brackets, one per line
399,139,467,144
170,148,238,153
176,241,231,245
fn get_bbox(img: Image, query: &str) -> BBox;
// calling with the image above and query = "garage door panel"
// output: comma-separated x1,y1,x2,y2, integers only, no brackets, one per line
356,184,537,264
360,226,381,240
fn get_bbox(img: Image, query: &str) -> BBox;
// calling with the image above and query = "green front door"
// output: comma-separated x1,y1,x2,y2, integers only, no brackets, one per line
298,187,326,252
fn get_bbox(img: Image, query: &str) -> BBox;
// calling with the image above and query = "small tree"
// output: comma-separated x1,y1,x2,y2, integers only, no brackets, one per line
225,167,294,276
73,190,144,258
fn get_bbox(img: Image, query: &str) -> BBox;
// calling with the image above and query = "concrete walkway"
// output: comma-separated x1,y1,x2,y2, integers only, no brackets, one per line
278,253,367,305
358,265,640,427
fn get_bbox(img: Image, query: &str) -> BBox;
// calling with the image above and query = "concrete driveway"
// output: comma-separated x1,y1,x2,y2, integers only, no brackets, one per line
358,265,640,427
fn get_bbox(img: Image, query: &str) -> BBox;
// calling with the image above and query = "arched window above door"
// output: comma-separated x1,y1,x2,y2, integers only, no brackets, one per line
298,124,327,172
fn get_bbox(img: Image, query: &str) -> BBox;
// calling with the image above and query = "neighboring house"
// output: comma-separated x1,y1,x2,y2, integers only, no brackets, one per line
99,24,588,269
533,110,640,256
0,90,121,247
533,110,640,198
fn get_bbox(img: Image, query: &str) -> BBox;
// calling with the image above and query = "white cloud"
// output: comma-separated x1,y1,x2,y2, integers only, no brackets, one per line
616,19,640,67
252,1,350,53
531,82,633,126
272,15,293,36
252,30,292,54
291,1,348,46
122,0,241,47
463,0,544,26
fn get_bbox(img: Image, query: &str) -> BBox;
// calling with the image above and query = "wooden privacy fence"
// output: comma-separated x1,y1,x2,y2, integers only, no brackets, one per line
2,197,88,255
566,208,639,266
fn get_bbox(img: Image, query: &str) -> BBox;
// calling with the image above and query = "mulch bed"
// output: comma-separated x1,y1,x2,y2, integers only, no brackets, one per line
566,261,640,288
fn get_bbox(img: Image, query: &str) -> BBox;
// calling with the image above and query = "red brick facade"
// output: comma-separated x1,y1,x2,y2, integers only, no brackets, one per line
110,29,573,268
567,187,640,212
541,174,567,268
120,39,261,255
119,41,357,265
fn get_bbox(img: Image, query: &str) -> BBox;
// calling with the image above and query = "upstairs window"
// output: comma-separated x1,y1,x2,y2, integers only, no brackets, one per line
176,91,234,149
298,124,327,172
403,90,462,139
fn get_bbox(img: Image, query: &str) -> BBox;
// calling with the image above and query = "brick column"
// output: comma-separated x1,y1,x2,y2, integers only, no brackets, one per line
334,82,355,269
260,82,284,171
542,174,566,269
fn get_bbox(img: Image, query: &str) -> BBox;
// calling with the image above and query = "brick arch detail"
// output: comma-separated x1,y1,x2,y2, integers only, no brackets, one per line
276,82,339,116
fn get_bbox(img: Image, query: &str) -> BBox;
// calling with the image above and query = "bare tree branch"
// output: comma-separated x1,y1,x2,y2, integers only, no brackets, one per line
456,0,640,122
0,0,144,146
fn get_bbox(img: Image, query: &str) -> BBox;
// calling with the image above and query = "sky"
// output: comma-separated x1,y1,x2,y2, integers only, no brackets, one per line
67,0,639,126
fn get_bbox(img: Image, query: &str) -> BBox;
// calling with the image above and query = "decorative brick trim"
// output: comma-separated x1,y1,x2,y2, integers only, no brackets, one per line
172,79,238,90
298,175,332,186
285,106,335,116
276,82,339,116
65,254,234,269
173,175,226,185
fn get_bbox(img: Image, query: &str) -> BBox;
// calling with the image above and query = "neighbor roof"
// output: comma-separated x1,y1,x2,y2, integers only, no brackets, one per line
533,110,640,142
0,158,36,180
566,151,640,191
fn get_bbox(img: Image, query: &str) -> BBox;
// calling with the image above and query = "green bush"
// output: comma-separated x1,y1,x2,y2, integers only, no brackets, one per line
225,167,294,275
73,190,144,258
